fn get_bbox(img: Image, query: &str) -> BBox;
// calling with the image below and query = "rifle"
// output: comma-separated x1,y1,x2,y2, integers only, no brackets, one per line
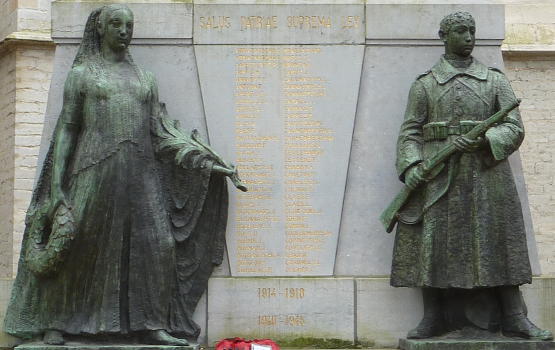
379,99,521,233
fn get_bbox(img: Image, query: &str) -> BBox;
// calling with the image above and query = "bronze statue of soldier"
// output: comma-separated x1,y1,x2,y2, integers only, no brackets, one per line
4,4,245,346
389,11,552,341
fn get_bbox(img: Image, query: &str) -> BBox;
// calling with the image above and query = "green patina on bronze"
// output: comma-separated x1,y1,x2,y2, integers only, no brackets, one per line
391,53,530,289
388,11,552,341
4,4,244,347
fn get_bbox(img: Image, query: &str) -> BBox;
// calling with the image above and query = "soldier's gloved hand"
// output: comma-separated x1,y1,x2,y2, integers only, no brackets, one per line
405,164,425,190
453,136,486,153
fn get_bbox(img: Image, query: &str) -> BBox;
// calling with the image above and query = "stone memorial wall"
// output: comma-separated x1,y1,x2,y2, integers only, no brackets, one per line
24,1,550,348
195,3,365,276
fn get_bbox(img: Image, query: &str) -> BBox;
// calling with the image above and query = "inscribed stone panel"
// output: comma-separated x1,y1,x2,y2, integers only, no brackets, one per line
207,277,354,343
197,45,363,276
194,4,364,45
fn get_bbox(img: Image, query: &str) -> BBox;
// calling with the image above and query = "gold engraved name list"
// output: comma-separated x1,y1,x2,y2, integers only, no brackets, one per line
233,47,334,275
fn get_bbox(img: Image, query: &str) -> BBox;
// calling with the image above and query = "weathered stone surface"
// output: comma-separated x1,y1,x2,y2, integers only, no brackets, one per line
365,3,503,41
206,277,355,343
15,344,199,350
399,338,555,350
356,278,422,348
196,44,363,276
3,277,555,348
52,2,193,40
194,3,364,45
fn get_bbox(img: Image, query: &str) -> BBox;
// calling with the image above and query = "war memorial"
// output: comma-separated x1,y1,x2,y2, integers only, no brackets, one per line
1,1,555,349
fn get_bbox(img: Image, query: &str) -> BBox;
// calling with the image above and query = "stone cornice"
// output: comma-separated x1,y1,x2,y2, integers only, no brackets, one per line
502,44,555,57
0,31,54,53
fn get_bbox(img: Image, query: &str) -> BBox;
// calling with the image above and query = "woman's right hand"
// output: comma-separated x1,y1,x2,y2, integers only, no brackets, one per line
49,186,68,218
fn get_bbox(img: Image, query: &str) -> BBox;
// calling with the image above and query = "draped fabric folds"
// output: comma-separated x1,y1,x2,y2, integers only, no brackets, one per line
5,110,228,339
5,6,229,339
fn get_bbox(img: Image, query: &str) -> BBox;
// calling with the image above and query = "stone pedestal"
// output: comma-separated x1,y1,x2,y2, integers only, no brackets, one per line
15,343,199,350
400,338,555,350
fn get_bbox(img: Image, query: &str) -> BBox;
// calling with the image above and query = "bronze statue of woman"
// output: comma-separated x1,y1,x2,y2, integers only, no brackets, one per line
4,4,244,346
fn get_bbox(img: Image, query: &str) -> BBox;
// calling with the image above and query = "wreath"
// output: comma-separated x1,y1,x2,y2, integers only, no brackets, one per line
24,201,76,277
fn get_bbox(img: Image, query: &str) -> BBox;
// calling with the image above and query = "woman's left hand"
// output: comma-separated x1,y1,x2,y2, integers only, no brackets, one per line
212,165,235,176
211,164,248,192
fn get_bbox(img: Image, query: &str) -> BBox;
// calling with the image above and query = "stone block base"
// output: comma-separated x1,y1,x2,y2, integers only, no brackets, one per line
4,277,555,349
15,343,199,350
400,338,555,350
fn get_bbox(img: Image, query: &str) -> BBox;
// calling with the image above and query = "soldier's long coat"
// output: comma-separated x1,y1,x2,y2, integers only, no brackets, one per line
391,57,532,288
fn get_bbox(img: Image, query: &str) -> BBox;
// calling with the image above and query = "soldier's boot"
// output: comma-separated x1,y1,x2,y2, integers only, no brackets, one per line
407,288,446,339
500,286,553,341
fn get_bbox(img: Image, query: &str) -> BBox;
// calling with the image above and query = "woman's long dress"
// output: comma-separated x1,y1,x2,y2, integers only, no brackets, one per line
4,62,228,338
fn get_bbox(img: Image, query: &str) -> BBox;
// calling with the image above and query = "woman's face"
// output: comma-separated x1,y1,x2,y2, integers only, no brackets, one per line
101,8,134,53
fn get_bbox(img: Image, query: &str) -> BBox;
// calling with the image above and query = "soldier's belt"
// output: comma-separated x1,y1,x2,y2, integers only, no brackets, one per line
423,120,481,141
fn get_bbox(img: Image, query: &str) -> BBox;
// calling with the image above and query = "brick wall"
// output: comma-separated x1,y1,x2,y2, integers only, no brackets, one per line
0,45,53,278
12,45,54,276
503,2,555,276
0,0,54,279
0,50,16,279
505,57,555,275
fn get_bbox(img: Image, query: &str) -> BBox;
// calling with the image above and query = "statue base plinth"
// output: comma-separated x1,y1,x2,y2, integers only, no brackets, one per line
400,338,555,350
15,343,199,350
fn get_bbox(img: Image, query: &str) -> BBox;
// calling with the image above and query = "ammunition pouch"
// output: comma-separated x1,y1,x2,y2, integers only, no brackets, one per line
423,120,480,141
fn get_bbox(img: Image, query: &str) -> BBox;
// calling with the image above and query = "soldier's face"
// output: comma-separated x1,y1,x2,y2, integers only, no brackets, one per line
100,9,134,52
443,23,475,58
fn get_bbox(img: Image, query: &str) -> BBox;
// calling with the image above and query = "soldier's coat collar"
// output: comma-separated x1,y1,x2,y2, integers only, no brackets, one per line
431,56,488,84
